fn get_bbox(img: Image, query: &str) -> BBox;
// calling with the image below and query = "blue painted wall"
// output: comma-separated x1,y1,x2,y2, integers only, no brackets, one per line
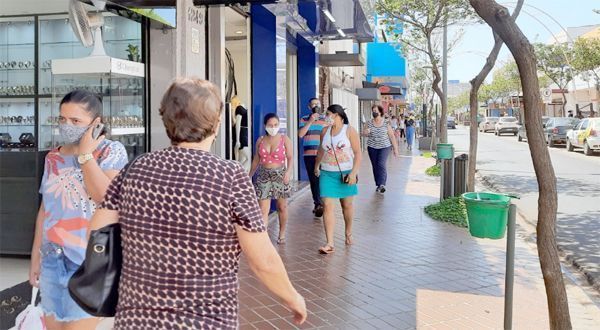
298,1,318,33
296,35,317,181
251,5,277,151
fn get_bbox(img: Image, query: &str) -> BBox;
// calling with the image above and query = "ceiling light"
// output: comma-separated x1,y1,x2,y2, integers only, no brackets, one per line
337,29,346,38
322,9,336,23
235,30,244,34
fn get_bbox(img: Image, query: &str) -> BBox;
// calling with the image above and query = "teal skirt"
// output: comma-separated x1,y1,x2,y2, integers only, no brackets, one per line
319,170,358,199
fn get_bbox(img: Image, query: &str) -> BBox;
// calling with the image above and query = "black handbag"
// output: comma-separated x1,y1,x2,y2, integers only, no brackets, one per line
68,154,144,317
330,128,358,185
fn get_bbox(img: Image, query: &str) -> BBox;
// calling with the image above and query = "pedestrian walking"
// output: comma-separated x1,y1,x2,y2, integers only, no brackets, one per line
89,78,306,329
29,90,129,330
363,105,399,193
315,104,362,254
405,112,417,150
399,114,406,141
298,98,329,217
249,113,294,244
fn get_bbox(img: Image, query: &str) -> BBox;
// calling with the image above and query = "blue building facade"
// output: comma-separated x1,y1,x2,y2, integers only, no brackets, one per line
365,16,408,114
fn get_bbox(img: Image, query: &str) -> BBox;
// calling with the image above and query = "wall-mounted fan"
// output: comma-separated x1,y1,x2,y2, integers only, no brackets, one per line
68,0,107,56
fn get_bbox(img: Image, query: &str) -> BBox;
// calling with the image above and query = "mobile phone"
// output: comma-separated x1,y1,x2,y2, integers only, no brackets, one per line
92,123,105,140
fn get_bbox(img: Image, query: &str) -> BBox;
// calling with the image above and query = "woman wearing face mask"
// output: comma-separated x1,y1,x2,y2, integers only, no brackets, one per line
362,105,399,194
250,113,294,244
315,105,362,254
29,90,128,330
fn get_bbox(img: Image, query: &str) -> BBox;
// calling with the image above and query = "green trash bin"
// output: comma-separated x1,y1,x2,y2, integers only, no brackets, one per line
437,143,454,160
462,192,511,239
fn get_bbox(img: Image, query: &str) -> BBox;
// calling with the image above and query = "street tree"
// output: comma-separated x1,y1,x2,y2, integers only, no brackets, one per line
466,0,523,191
572,37,600,111
534,43,576,116
469,1,572,328
376,0,475,143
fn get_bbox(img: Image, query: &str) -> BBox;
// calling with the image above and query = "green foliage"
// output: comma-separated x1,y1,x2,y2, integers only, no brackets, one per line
425,163,441,176
425,197,468,228
448,90,470,113
534,43,576,90
572,38,600,83
376,0,476,66
421,151,433,158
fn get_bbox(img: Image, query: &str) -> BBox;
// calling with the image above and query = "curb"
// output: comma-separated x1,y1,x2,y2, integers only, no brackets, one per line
476,171,600,293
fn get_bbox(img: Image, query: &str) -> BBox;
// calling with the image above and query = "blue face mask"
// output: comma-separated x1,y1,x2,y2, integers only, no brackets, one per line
59,123,89,145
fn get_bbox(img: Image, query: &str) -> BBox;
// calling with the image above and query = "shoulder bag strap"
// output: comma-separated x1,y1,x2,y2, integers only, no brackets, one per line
330,127,344,176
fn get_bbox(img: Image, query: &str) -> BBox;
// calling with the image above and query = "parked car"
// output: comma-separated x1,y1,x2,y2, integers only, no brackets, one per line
544,117,580,147
447,116,457,129
479,117,499,132
566,118,600,155
519,116,550,142
495,117,519,136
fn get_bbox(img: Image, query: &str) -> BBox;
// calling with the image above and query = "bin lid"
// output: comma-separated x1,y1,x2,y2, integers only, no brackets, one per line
462,192,511,205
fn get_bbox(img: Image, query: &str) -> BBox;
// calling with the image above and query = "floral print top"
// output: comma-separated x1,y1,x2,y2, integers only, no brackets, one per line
39,140,128,265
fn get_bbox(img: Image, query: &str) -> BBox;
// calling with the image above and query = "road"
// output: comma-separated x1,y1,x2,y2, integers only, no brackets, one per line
448,127,600,289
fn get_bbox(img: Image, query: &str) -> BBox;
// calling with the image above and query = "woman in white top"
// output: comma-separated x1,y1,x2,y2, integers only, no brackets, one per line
314,104,362,254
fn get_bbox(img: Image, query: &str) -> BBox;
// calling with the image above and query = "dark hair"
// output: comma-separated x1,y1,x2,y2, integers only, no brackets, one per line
159,77,223,145
372,104,384,116
308,97,319,104
60,90,103,119
327,104,349,125
263,113,279,134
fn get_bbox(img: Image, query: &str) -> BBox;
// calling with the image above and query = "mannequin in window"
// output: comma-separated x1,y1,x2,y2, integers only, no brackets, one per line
231,96,250,171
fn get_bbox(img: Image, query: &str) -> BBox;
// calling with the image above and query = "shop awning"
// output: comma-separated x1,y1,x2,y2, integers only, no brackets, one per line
362,81,403,95
320,51,365,67
356,88,381,101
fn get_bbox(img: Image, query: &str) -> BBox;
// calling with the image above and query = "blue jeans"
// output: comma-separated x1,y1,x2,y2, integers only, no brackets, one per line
367,146,391,187
303,156,322,207
39,243,93,322
406,126,415,147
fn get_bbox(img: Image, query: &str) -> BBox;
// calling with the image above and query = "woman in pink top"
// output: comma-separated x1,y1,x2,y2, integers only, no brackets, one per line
250,113,294,244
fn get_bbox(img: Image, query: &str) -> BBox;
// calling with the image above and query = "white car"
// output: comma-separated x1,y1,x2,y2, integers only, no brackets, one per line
479,117,499,132
495,117,519,136
566,118,600,156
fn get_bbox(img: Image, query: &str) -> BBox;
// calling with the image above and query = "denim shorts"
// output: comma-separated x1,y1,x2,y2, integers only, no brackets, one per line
39,243,93,322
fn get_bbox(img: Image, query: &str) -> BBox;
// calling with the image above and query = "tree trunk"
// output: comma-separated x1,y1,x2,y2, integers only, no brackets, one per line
469,1,572,329
467,0,523,192
561,91,568,117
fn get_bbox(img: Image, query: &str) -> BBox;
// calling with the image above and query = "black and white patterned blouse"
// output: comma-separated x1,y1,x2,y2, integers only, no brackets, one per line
366,120,392,149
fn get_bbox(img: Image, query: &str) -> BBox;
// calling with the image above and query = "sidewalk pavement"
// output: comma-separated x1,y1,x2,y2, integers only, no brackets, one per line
238,145,600,329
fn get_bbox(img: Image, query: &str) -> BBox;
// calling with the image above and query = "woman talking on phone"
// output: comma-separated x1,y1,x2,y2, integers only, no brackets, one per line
28,90,128,330
314,105,361,254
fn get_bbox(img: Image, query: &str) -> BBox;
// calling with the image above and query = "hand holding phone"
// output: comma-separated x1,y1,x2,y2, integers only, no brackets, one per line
92,123,105,140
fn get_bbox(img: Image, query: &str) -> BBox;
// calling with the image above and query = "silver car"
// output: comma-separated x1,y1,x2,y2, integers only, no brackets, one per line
479,117,499,133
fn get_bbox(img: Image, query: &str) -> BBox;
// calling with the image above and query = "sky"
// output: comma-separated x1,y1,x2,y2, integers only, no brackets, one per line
447,0,599,83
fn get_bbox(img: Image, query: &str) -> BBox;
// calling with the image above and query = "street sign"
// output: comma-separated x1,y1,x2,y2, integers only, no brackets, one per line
542,88,552,103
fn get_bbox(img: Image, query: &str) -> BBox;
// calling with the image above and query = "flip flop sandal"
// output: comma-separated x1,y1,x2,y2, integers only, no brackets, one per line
318,245,335,254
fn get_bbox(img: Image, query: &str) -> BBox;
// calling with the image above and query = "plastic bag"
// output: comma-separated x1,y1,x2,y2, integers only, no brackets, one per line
11,287,46,330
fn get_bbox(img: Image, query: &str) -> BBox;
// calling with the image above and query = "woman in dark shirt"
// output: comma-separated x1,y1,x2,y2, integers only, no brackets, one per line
90,78,306,329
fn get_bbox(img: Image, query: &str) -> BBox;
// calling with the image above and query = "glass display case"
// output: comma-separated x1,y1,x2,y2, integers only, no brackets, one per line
1,12,144,255
0,17,36,149
50,56,145,159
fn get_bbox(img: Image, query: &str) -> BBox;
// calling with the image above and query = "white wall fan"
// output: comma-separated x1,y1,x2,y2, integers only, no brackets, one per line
69,0,107,56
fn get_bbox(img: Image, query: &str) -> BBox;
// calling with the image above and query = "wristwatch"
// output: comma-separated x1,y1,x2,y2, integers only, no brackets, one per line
77,153,94,165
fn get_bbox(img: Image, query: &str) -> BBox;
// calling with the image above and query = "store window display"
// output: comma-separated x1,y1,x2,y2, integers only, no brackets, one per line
0,11,144,255
231,95,250,171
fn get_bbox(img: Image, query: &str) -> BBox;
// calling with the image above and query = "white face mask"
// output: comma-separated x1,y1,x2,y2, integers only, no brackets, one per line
266,127,280,136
